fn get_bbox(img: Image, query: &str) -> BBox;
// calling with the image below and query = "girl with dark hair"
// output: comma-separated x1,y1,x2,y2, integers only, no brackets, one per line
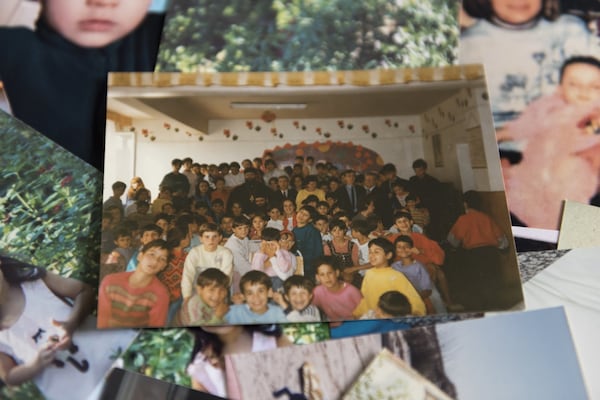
187,325,290,398
0,255,95,398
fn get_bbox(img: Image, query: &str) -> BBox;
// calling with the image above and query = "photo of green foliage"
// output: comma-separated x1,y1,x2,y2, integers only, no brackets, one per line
0,110,103,399
0,110,102,286
157,0,459,72
120,323,330,389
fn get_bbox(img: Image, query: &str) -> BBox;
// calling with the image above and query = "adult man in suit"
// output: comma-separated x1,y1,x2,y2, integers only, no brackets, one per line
269,175,297,206
379,163,410,228
335,169,366,217
363,171,390,224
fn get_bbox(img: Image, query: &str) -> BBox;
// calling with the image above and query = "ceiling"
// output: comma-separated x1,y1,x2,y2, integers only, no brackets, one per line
108,78,484,133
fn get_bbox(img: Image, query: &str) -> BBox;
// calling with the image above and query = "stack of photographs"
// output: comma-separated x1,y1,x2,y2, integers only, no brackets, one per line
2,0,600,399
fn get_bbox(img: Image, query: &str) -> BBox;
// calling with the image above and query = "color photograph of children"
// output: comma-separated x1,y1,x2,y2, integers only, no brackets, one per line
100,67,522,328
0,111,137,399
459,0,600,236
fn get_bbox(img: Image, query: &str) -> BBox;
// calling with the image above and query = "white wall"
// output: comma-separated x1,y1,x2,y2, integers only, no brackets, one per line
104,87,504,200
105,115,425,199
420,87,503,192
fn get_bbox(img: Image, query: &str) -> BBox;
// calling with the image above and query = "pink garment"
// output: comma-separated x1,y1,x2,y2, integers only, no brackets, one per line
312,282,363,321
504,93,600,229
250,249,294,280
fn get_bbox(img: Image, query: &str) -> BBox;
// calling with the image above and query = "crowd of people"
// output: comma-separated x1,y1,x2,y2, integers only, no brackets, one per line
99,154,510,328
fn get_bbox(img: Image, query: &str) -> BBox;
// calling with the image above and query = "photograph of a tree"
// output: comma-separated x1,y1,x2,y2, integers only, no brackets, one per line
157,0,459,72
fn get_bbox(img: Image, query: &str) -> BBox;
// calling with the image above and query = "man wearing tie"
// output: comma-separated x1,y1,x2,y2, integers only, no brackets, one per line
335,170,366,217
269,175,297,206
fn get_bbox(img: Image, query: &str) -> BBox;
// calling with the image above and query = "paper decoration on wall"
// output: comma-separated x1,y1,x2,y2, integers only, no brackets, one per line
261,110,276,123
267,140,384,172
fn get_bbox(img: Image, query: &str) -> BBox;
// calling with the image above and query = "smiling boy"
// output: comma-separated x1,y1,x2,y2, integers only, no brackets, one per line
174,268,229,326
225,270,287,324
98,239,170,328
272,275,322,322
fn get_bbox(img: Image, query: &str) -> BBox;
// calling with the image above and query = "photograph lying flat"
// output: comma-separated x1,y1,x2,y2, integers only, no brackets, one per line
0,110,137,400
156,0,459,72
225,308,587,400
100,65,522,329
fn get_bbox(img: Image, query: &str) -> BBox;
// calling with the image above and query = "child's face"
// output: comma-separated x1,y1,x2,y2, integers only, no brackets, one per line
395,241,413,259
369,244,391,268
491,0,541,25
316,264,340,289
44,0,151,48
140,230,160,245
242,282,271,314
269,208,281,220
202,231,222,251
220,218,233,233
198,182,210,193
252,217,266,231
155,219,169,234
331,226,345,239
279,235,295,251
393,185,406,195
394,217,412,233
197,283,228,309
285,286,312,311
115,235,131,249
232,224,249,239
314,220,328,234
212,203,224,215
317,205,328,215
283,201,295,216
231,203,243,216
296,209,312,225
137,247,168,276
560,63,600,106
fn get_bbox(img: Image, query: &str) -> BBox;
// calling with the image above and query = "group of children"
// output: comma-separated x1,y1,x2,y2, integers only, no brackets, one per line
99,154,510,328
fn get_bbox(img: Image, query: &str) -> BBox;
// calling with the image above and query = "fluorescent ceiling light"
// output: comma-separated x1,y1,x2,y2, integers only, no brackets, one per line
230,102,307,110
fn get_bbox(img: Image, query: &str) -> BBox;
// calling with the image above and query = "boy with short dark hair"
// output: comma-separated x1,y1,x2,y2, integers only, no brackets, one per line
103,181,126,215
173,268,230,326
105,227,134,272
314,214,332,242
182,223,233,299
272,275,322,322
392,235,446,314
292,205,324,281
375,291,412,318
225,270,287,323
125,223,163,272
225,216,254,288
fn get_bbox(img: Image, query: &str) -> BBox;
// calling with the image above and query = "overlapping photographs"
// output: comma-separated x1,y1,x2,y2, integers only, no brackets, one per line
100,65,522,329
459,1,600,236
225,308,587,400
0,110,137,400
